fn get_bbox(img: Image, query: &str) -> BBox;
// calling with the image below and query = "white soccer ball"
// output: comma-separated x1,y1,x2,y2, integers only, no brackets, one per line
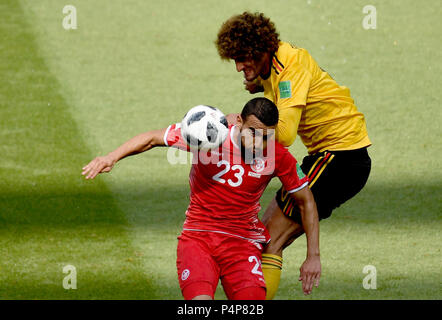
181,105,229,151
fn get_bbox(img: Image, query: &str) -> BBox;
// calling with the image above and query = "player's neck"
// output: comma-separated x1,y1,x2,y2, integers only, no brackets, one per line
259,52,273,80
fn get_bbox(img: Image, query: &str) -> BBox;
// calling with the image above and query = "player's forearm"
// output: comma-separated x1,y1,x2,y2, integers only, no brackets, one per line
300,200,320,257
107,131,161,163
275,106,302,147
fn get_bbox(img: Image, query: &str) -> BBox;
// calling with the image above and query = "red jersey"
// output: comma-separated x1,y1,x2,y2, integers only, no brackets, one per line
164,123,309,243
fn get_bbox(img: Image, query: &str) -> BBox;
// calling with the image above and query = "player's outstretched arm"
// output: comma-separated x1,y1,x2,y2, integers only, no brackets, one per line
290,187,321,295
81,128,167,180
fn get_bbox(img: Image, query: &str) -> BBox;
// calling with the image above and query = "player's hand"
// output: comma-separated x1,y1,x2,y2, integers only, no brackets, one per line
298,255,321,295
82,155,116,180
243,79,264,94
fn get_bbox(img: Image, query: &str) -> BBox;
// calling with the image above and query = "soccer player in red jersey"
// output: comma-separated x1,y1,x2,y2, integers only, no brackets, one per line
82,97,320,300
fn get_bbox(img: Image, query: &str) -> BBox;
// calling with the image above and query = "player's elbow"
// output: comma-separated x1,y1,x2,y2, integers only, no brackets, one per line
277,133,296,147
292,187,317,217
276,123,297,147
275,106,303,147
140,131,161,152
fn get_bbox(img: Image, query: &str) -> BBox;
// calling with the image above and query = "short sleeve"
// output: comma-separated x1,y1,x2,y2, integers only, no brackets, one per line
277,63,312,109
274,144,309,193
164,123,190,151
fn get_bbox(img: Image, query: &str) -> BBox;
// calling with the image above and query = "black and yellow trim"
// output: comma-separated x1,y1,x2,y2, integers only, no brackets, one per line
274,55,285,70
307,152,335,188
271,55,285,75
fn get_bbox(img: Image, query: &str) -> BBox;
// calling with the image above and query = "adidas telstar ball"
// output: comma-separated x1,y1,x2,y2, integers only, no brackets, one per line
181,105,229,150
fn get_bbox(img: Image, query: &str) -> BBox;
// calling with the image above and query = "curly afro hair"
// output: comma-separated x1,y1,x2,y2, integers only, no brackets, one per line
216,12,280,61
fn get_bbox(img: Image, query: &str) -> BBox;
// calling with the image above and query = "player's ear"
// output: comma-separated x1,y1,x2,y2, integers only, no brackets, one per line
236,114,243,125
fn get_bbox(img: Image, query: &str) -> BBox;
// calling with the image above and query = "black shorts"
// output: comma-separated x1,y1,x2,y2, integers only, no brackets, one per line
276,147,371,224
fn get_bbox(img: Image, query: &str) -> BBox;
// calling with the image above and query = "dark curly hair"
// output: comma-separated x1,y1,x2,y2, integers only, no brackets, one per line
241,98,279,127
216,12,280,61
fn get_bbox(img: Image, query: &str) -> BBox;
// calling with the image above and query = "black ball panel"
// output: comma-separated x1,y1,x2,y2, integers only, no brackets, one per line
187,111,206,126
206,122,218,142
220,116,228,128
185,131,203,147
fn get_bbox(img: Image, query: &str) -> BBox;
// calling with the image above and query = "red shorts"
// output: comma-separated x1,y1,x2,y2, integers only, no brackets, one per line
176,231,266,300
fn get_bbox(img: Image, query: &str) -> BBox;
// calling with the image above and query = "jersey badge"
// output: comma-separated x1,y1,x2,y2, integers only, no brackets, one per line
279,81,292,99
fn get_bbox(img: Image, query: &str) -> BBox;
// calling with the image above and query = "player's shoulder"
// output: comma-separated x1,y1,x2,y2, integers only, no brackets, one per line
277,41,311,59
165,122,181,137
273,139,297,160
270,140,300,174
274,42,313,74
164,122,185,148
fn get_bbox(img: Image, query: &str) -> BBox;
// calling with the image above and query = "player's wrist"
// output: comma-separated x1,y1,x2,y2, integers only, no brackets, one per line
106,151,119,165
306,251,320,258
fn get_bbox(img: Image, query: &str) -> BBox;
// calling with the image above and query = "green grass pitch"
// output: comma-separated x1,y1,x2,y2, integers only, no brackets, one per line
0,0,440,300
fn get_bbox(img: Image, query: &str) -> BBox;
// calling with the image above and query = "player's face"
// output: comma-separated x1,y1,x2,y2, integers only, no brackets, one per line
239,115,275,156
235,53,271,81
